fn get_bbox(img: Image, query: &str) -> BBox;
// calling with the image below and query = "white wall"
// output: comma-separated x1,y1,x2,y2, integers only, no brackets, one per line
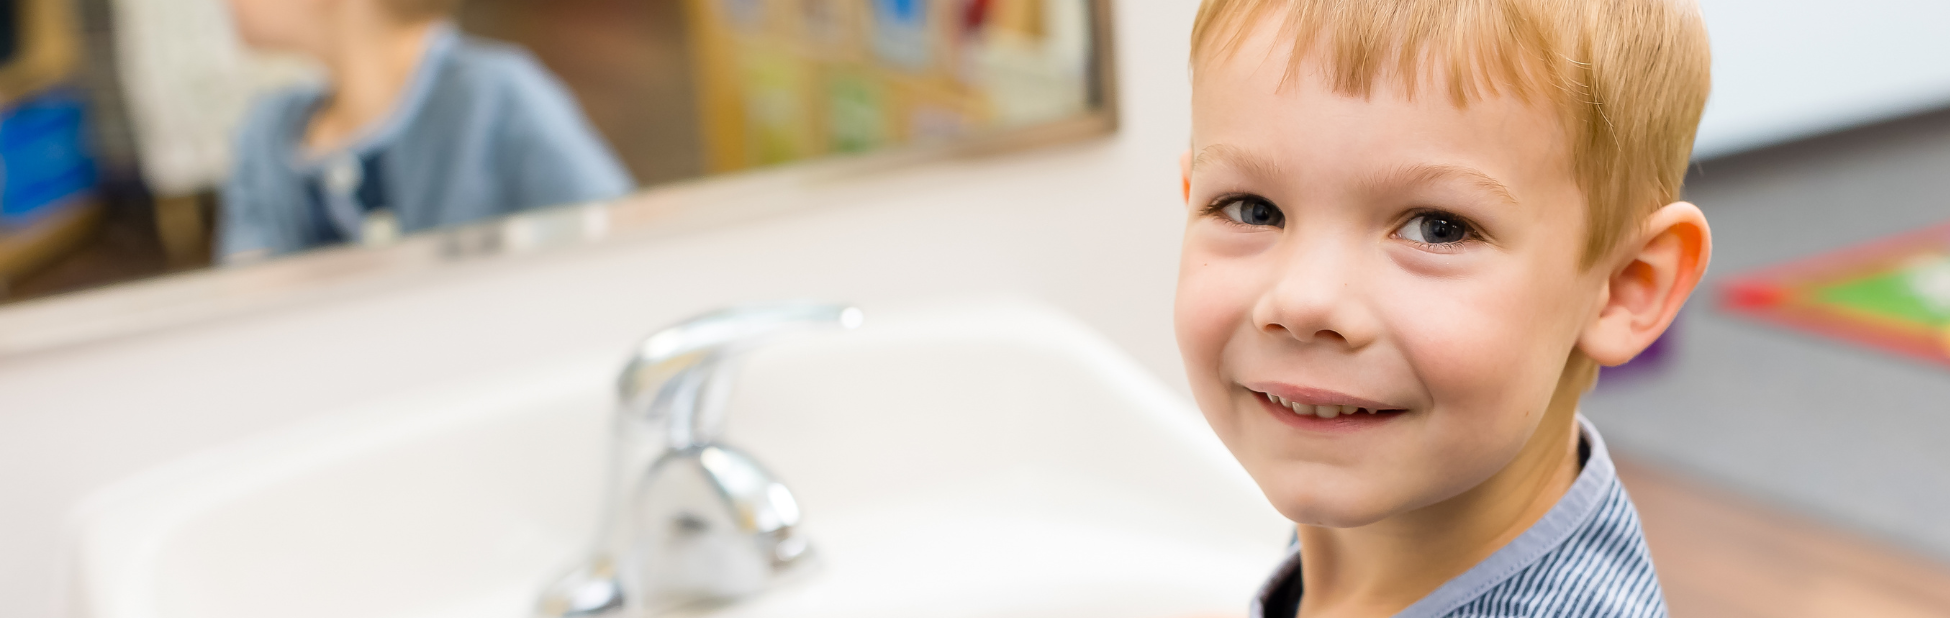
1695,0,1950,158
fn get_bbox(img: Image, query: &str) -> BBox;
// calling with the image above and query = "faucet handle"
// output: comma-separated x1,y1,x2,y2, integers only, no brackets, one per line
618,302,863,447
633,444,814,609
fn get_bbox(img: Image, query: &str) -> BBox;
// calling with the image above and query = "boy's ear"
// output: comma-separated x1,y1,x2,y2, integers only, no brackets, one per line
1179,149,1193,204
1578,201,1713,366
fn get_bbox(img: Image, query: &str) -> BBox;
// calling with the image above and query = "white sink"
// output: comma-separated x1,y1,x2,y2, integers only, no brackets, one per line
65,301,1291,618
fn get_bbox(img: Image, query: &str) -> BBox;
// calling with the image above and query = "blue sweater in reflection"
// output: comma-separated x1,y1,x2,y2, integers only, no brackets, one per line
218,25,632,261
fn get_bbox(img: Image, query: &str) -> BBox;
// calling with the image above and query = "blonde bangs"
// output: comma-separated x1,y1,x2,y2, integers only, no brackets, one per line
1190,0,1711,267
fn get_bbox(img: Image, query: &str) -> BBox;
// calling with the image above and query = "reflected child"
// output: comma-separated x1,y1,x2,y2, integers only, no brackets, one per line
219,0,632,262
1175,1,1713,616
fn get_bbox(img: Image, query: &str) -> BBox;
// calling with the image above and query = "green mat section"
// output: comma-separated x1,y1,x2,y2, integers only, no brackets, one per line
1813,269,1950,327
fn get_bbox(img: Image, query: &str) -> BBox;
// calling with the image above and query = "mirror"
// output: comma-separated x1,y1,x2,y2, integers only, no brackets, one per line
0,0,1112,303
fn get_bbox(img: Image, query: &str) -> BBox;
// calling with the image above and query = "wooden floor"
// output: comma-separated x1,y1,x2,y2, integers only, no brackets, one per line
1617,458,1950,617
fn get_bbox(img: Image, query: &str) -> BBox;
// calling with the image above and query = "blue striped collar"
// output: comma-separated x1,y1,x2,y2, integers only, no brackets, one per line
1253,414,1645,618
1392,415,1617,617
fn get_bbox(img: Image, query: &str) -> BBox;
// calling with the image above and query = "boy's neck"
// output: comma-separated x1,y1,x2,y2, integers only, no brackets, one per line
304,15,443,154
1292,366,1588,618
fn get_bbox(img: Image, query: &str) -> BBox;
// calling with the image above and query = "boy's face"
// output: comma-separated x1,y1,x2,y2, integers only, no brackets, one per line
1177,31,1610,528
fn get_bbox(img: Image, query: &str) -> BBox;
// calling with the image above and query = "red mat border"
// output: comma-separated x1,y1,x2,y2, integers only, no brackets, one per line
1718,221,1950,367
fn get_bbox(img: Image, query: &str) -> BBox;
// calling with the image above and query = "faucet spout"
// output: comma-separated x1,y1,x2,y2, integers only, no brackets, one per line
619,302,864,449
538,301,862,618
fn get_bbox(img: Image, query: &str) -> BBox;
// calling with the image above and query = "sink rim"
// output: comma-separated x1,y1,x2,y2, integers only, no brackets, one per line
60,300,1275,618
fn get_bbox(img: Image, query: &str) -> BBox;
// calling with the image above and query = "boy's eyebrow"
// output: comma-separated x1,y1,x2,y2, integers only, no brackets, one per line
1377,163,1519,206
1191,144,1284,179
1193,146,1519,206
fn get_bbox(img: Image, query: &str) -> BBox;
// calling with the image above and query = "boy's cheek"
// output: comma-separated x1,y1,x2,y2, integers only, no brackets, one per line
1385,270,1556,367
1174,261,1255,370
1174,255,1262,423
1383,278,1578,441
1173,290,1235,399
1395,303,1511,389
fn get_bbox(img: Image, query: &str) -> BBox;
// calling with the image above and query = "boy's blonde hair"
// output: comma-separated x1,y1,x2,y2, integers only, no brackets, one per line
1191,0,1711,267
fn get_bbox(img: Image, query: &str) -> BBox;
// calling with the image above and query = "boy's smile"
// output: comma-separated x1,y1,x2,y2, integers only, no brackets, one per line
1247,385,1409,431
1176,26,1608,529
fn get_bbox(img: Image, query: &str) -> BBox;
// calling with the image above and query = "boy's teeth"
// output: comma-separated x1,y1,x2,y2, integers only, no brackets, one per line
1264,391,1393,418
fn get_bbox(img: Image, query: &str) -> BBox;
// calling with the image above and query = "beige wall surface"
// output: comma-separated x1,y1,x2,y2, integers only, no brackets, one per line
0,2,1203,616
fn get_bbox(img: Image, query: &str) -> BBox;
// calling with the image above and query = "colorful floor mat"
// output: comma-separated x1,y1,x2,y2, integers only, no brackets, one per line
1721,222,1950,366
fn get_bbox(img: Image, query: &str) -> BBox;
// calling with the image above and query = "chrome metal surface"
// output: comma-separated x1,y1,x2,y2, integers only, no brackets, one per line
537,301,860,617
630,444,814,608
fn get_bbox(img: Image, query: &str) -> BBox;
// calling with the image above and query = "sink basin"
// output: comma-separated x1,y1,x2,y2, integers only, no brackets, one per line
65,301,1291,618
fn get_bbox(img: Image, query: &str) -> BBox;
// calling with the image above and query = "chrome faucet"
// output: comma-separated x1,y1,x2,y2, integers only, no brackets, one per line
536,302,863,617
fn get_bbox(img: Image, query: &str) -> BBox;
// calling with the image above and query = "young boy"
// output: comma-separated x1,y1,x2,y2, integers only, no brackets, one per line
1175,1,1711,616
218,0,632,262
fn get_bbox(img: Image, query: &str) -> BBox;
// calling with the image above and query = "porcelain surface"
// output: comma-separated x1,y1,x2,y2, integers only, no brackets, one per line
66,302,1290,618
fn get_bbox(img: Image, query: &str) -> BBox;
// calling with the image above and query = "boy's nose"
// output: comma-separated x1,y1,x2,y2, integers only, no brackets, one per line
1252,241,1380,350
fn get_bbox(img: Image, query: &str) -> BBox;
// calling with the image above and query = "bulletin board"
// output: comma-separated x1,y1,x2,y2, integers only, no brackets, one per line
1720,222,1950,367
682,0,1099,173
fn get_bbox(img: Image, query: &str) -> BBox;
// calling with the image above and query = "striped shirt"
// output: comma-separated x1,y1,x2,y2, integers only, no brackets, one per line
1251,416,1667,618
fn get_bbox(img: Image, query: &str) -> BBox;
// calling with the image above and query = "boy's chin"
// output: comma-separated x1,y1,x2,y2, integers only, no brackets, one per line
1274,501,1399,529
1263,484,1417,529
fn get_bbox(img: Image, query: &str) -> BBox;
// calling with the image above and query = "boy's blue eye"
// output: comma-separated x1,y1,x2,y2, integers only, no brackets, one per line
1399,213,1470,244
1218,196,1284,228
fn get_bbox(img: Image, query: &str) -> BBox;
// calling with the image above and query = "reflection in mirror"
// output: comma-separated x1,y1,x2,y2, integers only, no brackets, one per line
219,0,636,265
0,0,1110,305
